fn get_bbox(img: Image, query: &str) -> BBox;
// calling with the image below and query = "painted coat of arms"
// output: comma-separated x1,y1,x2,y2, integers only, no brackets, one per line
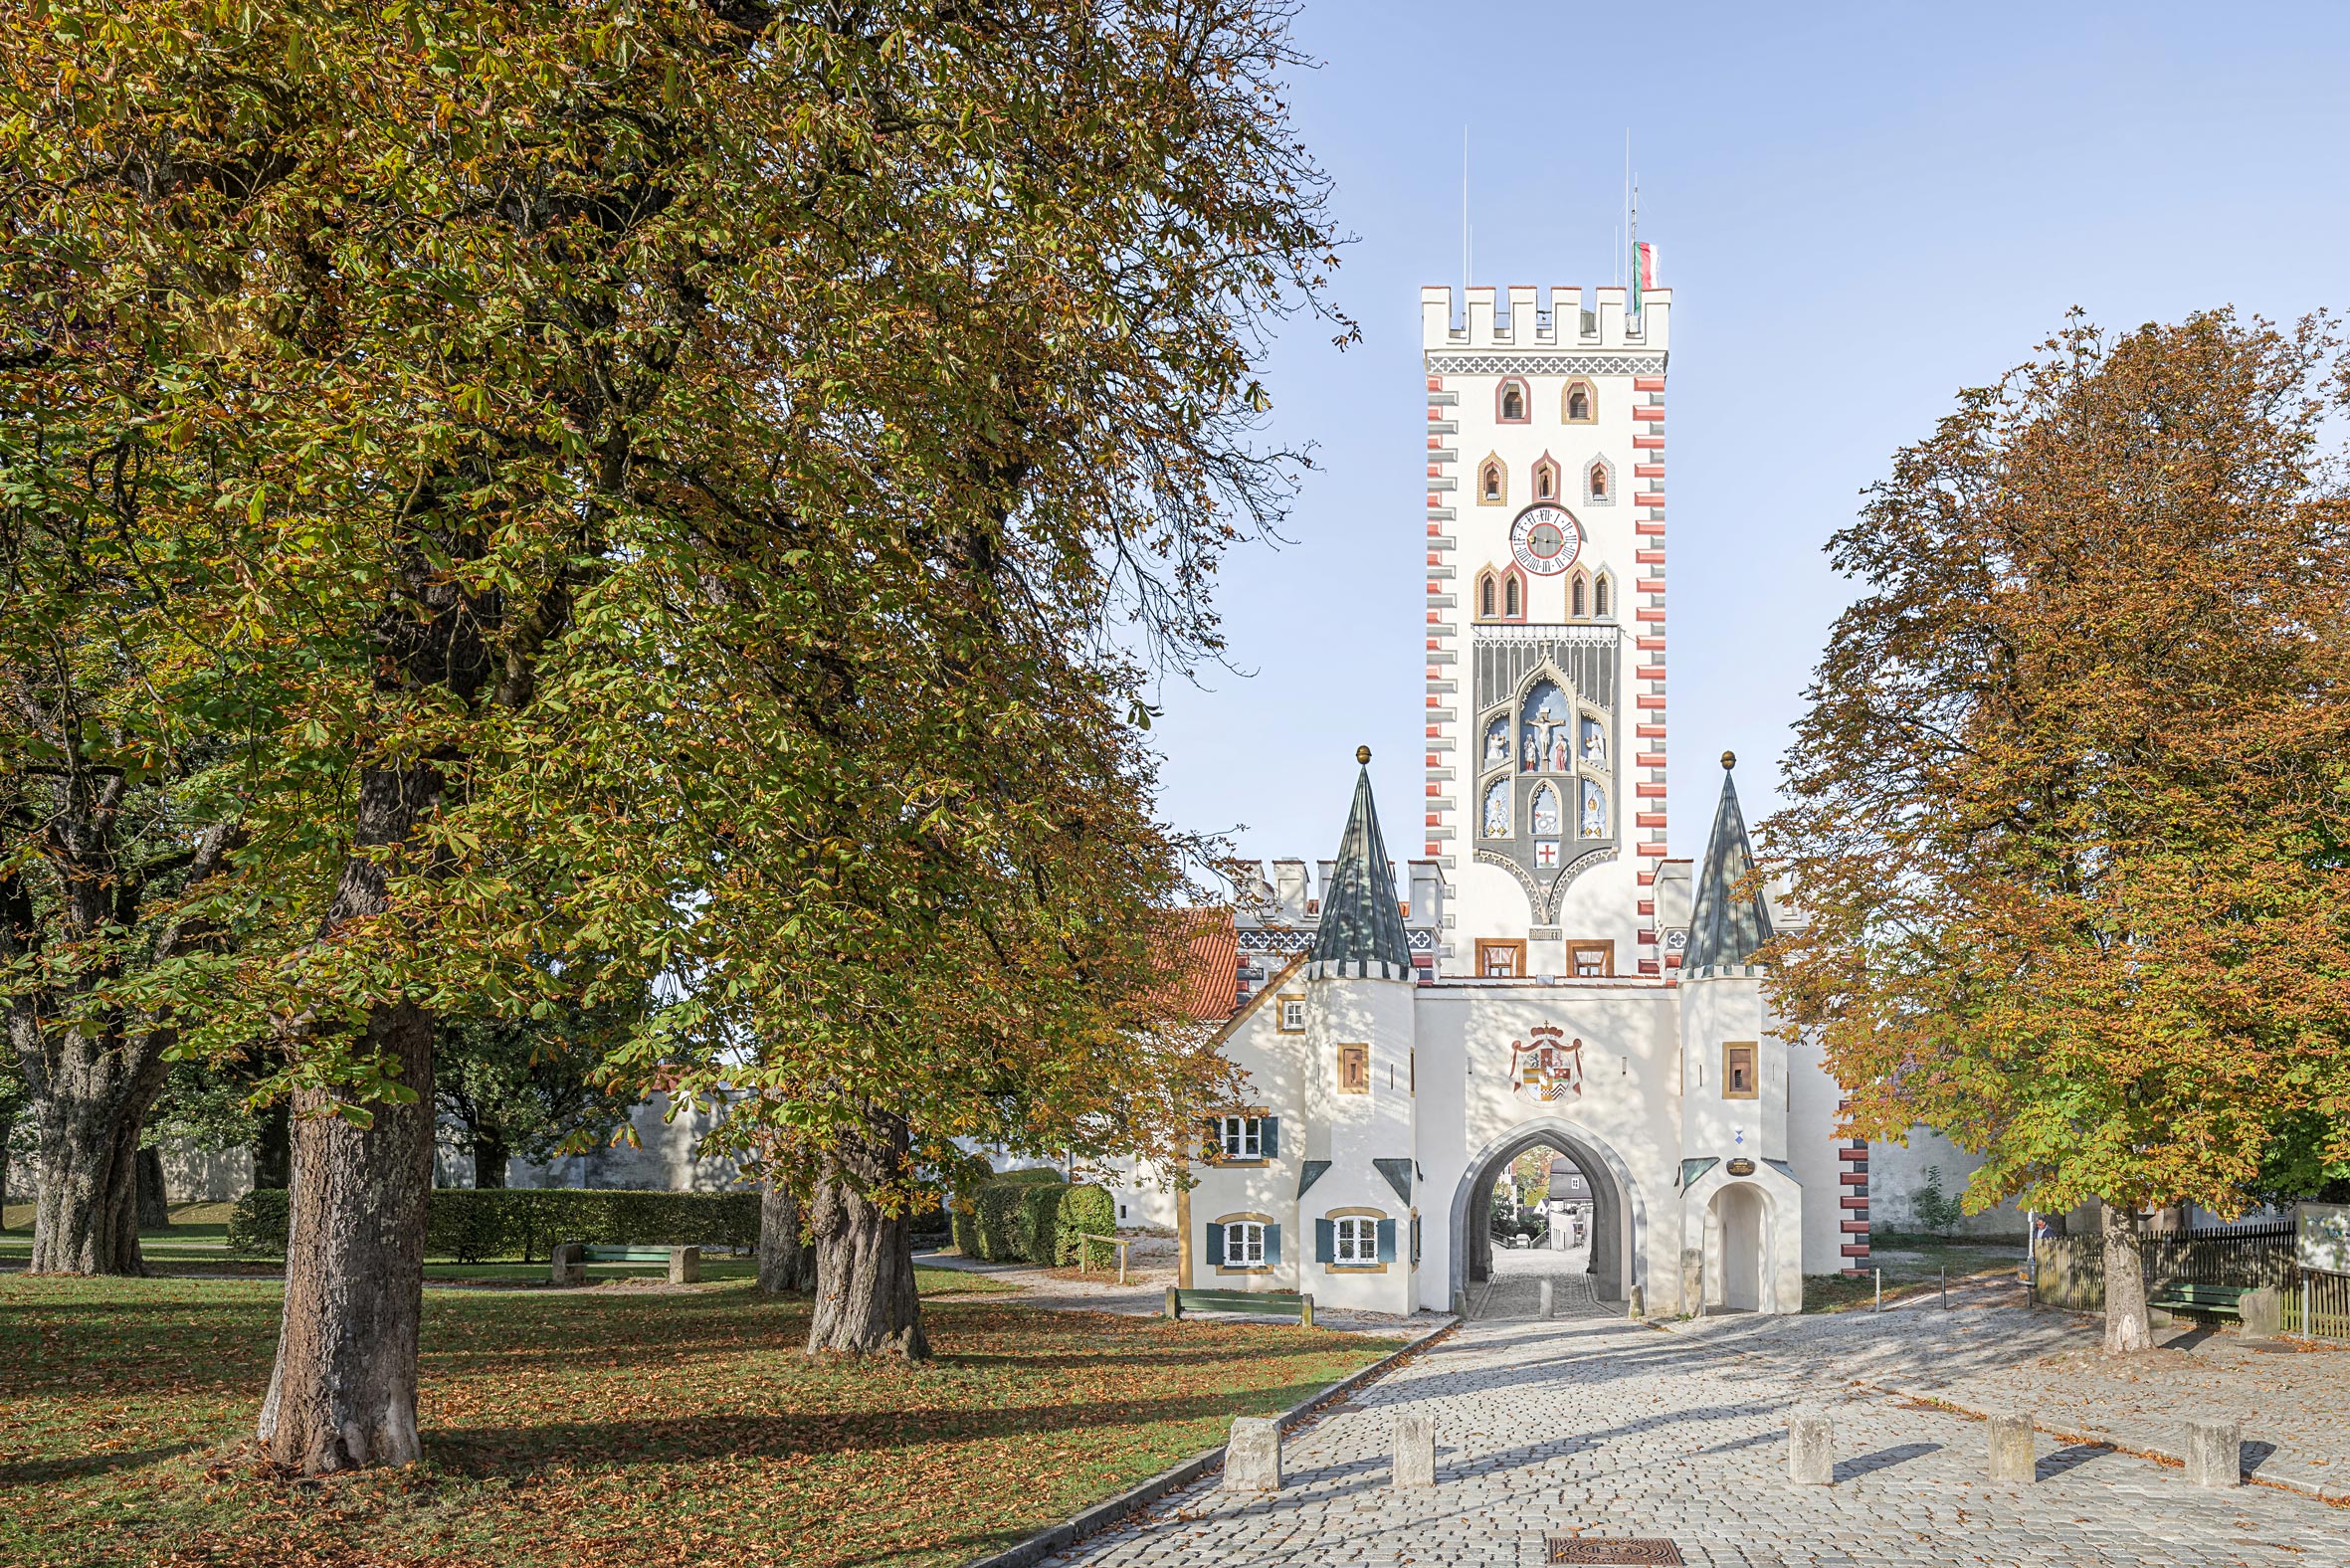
1510,1024,1585,1101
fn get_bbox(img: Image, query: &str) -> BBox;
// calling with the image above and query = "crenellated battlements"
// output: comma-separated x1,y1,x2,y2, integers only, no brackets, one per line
1420,283,1670,357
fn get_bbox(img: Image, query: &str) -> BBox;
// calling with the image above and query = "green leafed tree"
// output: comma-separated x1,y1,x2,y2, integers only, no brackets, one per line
5,0,1335,1466
1761,311,2350,1353
434,1007,642,1189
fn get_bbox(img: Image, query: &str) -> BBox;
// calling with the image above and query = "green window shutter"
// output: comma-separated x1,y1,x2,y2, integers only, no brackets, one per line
1265,1224,1281,1267
1376,1218,1397,1264
1205,1222,1225,1267
1314,1218,1334,1264
1262,1117,1278,1159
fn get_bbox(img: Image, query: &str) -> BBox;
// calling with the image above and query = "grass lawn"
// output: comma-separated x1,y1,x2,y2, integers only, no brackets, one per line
1804,1231,2029,1313
0,1273,1400,1568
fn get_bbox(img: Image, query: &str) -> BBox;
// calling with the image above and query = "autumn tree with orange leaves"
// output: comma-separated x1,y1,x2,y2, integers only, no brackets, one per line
1762,311,2350,1353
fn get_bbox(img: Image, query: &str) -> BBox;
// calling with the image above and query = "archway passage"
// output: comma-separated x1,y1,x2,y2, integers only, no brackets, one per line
1472,1143,1599,1319
1449,1117,1640,1320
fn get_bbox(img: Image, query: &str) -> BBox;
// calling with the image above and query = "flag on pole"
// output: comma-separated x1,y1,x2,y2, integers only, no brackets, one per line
1631,242,1657,321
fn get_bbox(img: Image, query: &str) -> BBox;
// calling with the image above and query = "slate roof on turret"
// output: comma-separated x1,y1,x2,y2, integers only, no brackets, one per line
1682,756,1774,976
1307,754,1414,981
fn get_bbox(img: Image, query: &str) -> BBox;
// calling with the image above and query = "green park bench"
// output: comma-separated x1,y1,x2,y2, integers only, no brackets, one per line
582,1246,678,1266
2148,1281,2250,1319
1163,1286,1315,1328
550,1242,701,1284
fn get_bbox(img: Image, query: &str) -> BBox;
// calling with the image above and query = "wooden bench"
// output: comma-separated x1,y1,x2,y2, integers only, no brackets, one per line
2149,1281,2250,1319
550,1243,700,1285
1164,1286,1315,1328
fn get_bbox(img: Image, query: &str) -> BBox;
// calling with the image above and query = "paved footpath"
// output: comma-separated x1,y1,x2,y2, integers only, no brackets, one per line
1046,1280,2349,1568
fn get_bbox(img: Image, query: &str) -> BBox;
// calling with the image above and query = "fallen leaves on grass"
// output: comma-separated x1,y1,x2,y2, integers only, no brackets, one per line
0,1275,1397,1568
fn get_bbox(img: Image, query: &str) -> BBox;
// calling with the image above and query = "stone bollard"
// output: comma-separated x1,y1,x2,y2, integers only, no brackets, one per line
1165,1285,1181,1319
1626,1284,1646,1321
2185,1417,2243,1487
549,1242,584,1287
1393,1414,1436,1489
1299,1293,1315,1330
1538,1278,1554,1318
2239,1287,2282,1342
1987,1412,2036,1482
1788,1409,1834,1485
1225,1416,1281,1492
669,1246,701,1284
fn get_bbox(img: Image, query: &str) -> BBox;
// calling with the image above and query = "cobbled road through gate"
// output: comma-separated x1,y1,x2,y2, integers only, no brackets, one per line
1046,1285,2348,1567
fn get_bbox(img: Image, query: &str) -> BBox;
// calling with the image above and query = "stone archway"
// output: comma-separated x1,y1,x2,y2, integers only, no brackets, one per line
1449,1116,1646,1308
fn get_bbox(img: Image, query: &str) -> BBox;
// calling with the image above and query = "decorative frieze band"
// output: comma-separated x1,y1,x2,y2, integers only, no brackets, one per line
1423,352,1668,377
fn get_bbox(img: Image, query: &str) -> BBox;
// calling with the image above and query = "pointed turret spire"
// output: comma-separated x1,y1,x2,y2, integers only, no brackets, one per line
1683,750,1774,976
1307,747,1413,980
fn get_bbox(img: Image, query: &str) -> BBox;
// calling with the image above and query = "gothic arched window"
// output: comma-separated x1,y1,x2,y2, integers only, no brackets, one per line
1477,570,1497,620
1532,454,1560,502
1563,380,1596,424
1588,463,1608,498
1504,573,1521,619
1497,379,1530,423
1570,572,1587,619
1594,573,1611,618
1477,455,1506,505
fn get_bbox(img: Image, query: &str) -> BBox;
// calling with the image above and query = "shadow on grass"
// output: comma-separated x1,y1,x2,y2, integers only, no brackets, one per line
424,1375,1350,1478
0,1441,200,1486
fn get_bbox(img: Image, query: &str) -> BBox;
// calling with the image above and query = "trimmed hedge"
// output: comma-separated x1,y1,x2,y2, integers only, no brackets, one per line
226,1186,761,1263
226,1188,291,1257
948,1176,1118,1267
1056,1184,1117,1267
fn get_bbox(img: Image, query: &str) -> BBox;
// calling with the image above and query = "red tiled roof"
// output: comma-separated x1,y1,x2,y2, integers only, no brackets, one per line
1153,906,1242,1022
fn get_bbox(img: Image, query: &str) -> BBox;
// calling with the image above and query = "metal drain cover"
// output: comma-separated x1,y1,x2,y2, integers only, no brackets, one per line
1545,1538,1685,1566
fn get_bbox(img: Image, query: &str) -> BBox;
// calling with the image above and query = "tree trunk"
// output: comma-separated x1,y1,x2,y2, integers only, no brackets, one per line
136,1146,172,1230
259,1000,436,1471
759,1177,817,1294
472,1127,509,1190
805,1117,926,1358
2100,1201,2153,1354
252,1099,292,1190
26,1041,169,1275
259,758,447,1472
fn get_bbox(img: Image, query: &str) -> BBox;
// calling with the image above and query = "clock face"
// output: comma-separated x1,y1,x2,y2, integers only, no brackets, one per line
1510,504,1583,576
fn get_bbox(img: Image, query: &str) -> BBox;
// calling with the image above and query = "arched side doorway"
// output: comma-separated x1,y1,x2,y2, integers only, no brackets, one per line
1709,1183,1764,1311
1449,1116,1645,1307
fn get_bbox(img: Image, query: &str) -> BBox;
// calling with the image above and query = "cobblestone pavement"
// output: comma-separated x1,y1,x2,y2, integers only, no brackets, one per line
1671,1294,2350,1501
1046,1291,2350,1568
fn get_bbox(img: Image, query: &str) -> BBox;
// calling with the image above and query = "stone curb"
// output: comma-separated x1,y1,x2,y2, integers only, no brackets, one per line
1644,1316,2350,1507
959,1315,1461,1568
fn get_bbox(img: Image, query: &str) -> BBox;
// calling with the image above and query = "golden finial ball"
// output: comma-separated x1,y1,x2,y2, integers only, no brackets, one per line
1356,744,1372,765
1721,750,1736,770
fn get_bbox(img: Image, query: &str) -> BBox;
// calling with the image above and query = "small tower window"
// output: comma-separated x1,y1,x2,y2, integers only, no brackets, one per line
1497,379,1529,423
1589,464,1608,498
1571,574,1587,618
1504,573,1521,618
1594,574,1611,618
1531,453,1560,502
1477,455,1506,505
1564,380,1596,424
1478,572,1496,620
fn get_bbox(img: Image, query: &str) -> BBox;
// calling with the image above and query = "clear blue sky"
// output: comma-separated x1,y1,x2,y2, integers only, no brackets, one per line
1145,0,2350,881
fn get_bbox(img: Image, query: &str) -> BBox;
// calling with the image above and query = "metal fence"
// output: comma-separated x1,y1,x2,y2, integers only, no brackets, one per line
2030,1223,2348,1339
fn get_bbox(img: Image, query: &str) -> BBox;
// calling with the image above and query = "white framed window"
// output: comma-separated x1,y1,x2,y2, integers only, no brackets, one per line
1225,1221,1266,1266
1278,996,1305,1032
1219,1114,1263,1160
1334,1216,1378,1265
